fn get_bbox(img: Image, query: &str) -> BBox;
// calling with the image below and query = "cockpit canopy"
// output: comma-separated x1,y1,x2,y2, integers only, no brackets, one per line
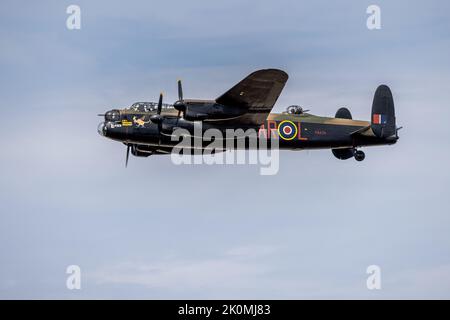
126,102,174,112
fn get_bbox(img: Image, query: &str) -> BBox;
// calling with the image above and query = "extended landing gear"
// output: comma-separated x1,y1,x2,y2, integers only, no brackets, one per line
331,148,366,161
354,150,365,162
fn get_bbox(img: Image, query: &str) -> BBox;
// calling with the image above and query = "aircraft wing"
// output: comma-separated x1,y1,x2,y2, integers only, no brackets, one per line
214,69,288,126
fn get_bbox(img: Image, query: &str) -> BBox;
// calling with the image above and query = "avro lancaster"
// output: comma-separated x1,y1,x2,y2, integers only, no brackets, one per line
98,69,400,165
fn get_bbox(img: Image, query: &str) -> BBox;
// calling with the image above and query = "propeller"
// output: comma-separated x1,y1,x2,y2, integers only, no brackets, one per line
178,79,183,101
157,92,163,115
126,93,164,166
125,145,130,167
174,79,186,124
150,93,164,147
150,92,164,124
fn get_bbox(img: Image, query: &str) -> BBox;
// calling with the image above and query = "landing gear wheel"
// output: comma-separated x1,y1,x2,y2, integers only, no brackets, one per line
354,150,365,162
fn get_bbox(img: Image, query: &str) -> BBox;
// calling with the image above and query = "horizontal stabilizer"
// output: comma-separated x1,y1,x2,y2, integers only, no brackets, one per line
350,125,371,136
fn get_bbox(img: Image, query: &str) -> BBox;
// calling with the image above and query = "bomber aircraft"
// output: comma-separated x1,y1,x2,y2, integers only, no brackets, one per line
97,69,400,165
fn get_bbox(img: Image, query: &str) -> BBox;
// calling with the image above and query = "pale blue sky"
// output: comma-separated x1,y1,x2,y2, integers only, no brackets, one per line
1,0,450,299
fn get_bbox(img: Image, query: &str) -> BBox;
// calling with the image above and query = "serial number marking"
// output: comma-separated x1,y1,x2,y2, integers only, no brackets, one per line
222,304,271,317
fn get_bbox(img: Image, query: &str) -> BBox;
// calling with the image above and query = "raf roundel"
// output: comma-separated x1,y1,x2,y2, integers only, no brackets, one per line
278,120,298,140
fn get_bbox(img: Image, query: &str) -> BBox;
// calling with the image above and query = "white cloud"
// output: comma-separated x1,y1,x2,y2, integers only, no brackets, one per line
91,245,276,295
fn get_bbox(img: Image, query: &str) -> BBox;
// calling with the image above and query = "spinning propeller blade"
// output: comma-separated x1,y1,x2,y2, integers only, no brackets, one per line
157,92,163,115
175,80,185,125
125,145,130,167
178,79,183,101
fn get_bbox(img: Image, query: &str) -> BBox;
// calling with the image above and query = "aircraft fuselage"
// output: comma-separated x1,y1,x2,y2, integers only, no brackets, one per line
98,108,397,154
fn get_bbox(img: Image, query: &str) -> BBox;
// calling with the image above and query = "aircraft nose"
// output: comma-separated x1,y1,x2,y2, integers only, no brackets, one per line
97,121,106,136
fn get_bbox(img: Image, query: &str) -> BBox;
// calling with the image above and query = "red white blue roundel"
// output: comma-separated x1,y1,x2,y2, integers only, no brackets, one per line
278,120,298,140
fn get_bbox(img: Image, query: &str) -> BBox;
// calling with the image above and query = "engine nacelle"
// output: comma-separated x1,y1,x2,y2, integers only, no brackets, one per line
177,101,246,121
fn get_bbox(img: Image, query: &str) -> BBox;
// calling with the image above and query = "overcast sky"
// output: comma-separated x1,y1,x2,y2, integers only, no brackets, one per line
1,0,450,299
